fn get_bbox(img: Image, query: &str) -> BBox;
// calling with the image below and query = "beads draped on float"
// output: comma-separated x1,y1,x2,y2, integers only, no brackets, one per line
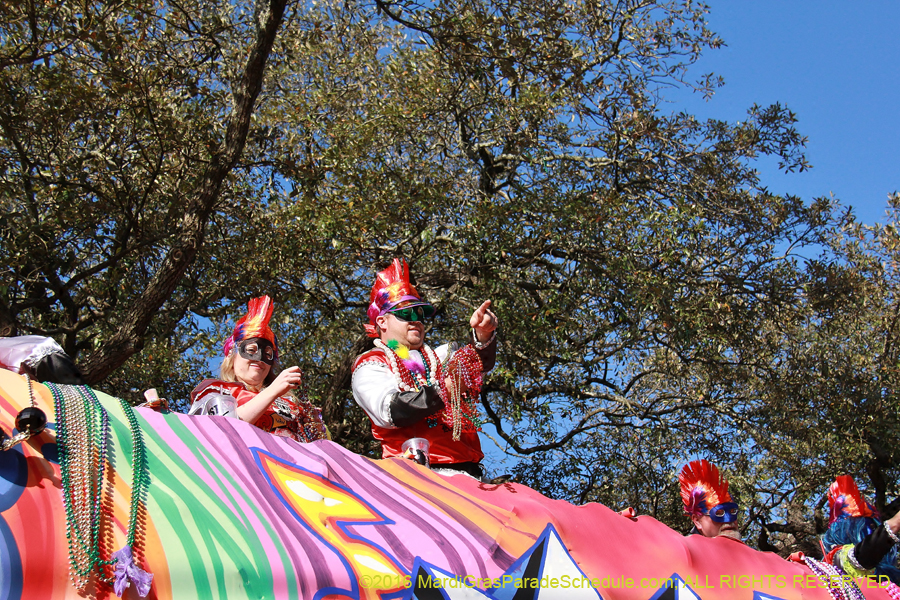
48,382,152,597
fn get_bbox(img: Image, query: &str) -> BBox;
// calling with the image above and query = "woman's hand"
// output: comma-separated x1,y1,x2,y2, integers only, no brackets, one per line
237,366,302,424
268,366,303,398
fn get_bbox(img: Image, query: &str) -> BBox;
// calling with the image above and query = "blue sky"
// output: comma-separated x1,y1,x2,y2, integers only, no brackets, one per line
669,0,899,226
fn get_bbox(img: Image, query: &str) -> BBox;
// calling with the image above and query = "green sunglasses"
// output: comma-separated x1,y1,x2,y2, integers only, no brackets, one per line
389,306,434,322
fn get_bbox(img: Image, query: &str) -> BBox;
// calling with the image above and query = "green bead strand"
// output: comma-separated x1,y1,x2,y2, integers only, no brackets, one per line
48,383,150,592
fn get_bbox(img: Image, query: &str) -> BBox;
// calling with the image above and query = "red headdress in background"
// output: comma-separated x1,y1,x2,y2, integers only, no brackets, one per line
679,459,733,517
365,258,434,337
828,475,876,526
222,295,278,358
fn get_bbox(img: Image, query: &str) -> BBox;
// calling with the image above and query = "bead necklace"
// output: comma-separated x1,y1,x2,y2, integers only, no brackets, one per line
803,556,865,600
374,339,441,391
270,381,328,443
886,521,900,545
48,383,152,597
51,382,111,590
445,345,484,440
118,388,148,551
375,339,484,441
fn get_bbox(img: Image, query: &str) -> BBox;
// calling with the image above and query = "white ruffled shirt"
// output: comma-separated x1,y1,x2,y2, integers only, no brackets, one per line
0,335,66,374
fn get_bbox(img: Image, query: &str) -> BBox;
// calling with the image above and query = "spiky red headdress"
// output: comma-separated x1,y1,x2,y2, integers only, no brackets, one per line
679,460,733,516
365,258,433,337
828,475,876,525
222,295,278,357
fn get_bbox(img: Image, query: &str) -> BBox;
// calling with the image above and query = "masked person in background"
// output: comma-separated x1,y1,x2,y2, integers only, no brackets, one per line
679,459,743,542
351,259,497,479
190,295,328,443
820,475,900,585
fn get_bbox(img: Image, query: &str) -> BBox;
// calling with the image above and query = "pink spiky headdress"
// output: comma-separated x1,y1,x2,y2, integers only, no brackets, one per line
365,258,433,337
828,475,876,525
679,460,733,516
222,295,278,358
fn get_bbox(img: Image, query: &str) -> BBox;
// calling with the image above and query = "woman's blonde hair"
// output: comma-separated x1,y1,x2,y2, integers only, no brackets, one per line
220,351,278,391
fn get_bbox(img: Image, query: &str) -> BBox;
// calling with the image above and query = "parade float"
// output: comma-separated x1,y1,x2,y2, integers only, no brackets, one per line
0,369,894,600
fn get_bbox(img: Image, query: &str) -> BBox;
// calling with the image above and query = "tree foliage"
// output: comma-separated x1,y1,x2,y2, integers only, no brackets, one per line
0,0,288,385
1,0,896,555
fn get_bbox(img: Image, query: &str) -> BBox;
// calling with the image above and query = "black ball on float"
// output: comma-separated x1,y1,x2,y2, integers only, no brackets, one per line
15,407,47,436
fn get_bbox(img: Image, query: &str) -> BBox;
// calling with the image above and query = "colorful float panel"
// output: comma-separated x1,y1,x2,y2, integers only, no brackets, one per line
0,369,892,599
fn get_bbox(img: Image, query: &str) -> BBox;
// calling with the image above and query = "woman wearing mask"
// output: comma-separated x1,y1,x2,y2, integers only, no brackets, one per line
190,295,328,443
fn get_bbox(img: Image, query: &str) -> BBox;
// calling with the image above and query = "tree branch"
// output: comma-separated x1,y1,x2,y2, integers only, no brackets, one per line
79,0,289,383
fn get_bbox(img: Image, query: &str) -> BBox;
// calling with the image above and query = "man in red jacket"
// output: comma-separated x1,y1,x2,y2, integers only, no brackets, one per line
351,258,497,479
